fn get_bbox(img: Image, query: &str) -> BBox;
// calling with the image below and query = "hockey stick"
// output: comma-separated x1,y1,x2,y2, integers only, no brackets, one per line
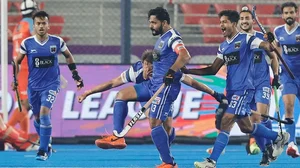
252,5,295,80
113,84,165,138
251,110,293,125
11,61,22,112
273,86,284,137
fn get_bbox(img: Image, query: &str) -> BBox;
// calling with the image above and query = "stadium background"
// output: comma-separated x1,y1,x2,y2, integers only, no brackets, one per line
1,0,300,145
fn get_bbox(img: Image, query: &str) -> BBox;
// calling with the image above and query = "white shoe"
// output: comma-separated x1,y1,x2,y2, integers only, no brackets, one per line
206,147,225,155
286,142,300,158
194,158,216,168
272,132,290,157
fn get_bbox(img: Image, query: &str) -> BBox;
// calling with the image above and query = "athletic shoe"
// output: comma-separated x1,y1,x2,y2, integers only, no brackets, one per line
266,144,277,161
36,150,49,161
206,147,225,155
259,151,269,166
246,141,260,155
156,162,178,168
286,142,300,158
194,158,216,168
272,132,289,157
95,135,127,149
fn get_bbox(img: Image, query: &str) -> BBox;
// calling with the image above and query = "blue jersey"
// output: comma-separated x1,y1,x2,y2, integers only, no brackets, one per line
217,32,263,91
20,35,67,90
121,61,147,84
151,29,183,91
252,31,270,87
274,23,300,78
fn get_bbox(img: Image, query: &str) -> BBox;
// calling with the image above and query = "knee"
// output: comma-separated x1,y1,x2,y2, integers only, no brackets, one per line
40,115,51,126
239,125,253,133
116,91,126,100
149,118,163,129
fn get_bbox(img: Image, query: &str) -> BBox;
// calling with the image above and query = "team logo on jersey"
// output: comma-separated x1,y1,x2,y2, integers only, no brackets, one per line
50,45,57,54
158,41,164,48
253,51,262,64
231,95,240,101
296,35,300,42
152,97,161,105
234,41,241,49
30,49,37,54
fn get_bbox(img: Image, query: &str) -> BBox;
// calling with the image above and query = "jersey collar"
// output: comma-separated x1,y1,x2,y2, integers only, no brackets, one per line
34,35,50,46
284,22,299,35
226,32,240,44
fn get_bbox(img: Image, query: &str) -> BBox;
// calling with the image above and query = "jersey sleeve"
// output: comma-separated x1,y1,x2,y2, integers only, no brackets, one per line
120,65,136,83
273,27,280,43
19,39,27,54
246,34,263,50
216,45,224,60
168,34,186,54
58,37,68,52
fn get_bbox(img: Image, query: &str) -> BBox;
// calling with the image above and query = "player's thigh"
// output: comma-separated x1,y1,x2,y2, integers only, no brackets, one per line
226,90,254,116
237,116,253,133
149,100,173,128
40,85,60,115
27,89,41,116
254,85,271,115
133,82,151,102
220,113,236,132
17,68,29,101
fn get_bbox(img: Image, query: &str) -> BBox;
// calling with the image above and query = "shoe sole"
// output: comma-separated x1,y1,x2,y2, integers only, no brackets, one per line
95,141,126,149
36,157,47,161
287,148,300,158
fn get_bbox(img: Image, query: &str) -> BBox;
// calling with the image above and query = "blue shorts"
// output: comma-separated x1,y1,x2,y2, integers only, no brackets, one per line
226,90,254,117
28,85,60,115
149,85,179,121
280,73,300,99
250,83,271,111
134,81,173,117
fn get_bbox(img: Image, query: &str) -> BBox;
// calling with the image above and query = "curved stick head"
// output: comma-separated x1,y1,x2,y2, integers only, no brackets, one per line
113,130,124,138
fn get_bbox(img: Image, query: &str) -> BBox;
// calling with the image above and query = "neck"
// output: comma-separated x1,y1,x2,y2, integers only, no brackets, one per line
241,28,255,35
286,22,297,31
162,26,172,35
227,28,238,40
36,34,49,42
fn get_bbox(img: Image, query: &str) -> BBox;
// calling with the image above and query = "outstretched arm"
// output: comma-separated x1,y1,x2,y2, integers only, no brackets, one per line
78,75,124,103
184,58,224,76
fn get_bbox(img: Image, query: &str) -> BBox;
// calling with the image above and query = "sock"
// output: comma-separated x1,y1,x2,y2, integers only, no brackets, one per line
209,131,229,162
261,119,272,145
39,115,52,152
253,135,266,152
285,118,296,144
251,123,278,142
19,113,29,133
169,127,175,146
113,100,128,133
151,125,173,164
34,119,40,136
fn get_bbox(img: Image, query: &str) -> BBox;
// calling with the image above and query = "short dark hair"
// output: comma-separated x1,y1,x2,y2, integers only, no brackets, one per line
239,6,253,18
148,7,170,24
32,11,49,21
281,2,298,12
219,10,239,23
141,50,153,63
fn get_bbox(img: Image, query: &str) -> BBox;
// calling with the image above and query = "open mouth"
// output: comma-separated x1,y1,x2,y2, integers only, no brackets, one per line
221,27,226,34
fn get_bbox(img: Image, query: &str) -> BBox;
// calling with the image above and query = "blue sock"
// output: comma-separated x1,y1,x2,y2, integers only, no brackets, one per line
34,119,40,136
209,131,229,162
285,118,296,144
151,125,173,164
262,119,272,145
113,100,128,133
251,123,278,142
39,115,52,152
169,127,175,146
253,135,266,152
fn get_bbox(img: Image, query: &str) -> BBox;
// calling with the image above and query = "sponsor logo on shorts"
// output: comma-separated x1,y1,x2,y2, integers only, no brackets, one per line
152,97,161,105
232,95,240,101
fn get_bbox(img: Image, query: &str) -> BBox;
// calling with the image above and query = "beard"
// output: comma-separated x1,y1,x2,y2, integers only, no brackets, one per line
285,17,295,26
151,25,163,36
240,24,252,33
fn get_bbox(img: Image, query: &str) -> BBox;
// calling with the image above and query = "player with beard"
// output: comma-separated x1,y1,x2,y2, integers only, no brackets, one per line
147,7,191,168
181,10,289,168
239,7,280,165
273,2,300,158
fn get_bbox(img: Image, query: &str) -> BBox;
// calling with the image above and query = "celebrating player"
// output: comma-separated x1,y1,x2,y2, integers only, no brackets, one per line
273,1,300,158
181,10,289,168
13,11,83,161
78,50,226,151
